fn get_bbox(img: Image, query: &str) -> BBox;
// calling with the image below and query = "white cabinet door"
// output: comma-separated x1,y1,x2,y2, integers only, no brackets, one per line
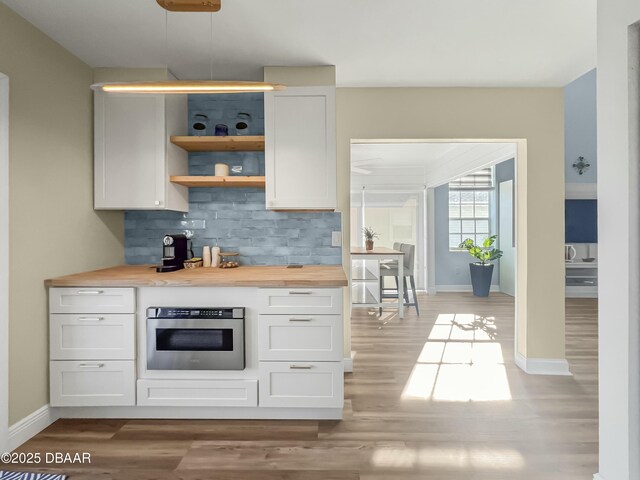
258,314,342,361
94,92,188,211
50,314,135,360
50,360,136,407
259,361,343,408
49,288,135,314
137,379,258,407
257,288,342,315
265,86,336,210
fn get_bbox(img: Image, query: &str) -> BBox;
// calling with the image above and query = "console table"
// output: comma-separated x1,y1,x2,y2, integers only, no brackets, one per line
565,262,598,298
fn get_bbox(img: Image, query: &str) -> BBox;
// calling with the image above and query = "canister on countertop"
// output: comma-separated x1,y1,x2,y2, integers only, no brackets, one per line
211,246,220,267
202,246,212,268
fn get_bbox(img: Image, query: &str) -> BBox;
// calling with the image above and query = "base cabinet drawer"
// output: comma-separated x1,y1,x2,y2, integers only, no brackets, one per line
259,314,342,361
259,361,343,408
50,360,135,407
137,379,258,407
258,288,342,315
50,288,135,314
50,314,135,360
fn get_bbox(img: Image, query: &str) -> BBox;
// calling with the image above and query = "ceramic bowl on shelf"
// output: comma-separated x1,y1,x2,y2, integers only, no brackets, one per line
582,257,596,262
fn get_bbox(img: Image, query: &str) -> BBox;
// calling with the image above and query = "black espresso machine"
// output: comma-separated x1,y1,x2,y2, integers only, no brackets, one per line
157,234,192,273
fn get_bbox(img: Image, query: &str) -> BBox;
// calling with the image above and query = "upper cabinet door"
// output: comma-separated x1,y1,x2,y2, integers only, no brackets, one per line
265,86,336,210
94,92,188,211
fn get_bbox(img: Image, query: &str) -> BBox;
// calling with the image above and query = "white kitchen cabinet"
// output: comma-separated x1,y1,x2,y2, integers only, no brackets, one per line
257,288,342,315
49,288,135,314
258,314,342,362
50,360,136,407
258,361,343,408
50,314,135,360
94,92,188,211
265,86,336,210
258,288,344,410
49,287,136,407
137,379,258,407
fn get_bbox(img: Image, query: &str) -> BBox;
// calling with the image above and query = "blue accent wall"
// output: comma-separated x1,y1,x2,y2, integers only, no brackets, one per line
564,69,597,183
124,93,342,266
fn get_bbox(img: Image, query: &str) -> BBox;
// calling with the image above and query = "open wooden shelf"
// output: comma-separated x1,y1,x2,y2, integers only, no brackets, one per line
170,175,266,188
170,136,265,152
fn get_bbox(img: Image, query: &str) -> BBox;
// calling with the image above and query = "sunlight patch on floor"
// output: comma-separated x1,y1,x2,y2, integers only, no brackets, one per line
371,446,525,470
402,313,511,401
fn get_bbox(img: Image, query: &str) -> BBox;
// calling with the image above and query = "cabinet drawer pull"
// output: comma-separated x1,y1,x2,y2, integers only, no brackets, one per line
289,364,313,370
289,317,313,322
78,363,105,368
76,290,104,295
288,290,312,295
78,317,104,322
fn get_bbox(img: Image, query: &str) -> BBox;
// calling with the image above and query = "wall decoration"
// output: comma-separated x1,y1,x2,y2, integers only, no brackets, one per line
572,156,591,175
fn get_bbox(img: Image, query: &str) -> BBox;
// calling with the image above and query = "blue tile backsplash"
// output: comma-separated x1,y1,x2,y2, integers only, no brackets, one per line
124,93,342,266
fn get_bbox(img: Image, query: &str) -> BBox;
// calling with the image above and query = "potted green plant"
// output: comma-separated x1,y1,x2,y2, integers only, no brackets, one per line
458,235,503,297
363,227,379,251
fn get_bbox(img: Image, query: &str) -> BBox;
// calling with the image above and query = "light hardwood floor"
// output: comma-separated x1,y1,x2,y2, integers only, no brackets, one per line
9,293,598,479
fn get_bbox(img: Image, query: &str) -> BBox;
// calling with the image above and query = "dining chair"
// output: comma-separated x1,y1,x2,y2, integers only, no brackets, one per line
380,242,402,299
379,243,419,316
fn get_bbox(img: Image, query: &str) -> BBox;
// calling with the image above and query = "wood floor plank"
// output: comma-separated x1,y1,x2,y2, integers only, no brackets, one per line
11,292,598,479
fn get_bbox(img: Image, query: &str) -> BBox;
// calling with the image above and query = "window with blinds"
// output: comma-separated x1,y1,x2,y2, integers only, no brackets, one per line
448,167,494,250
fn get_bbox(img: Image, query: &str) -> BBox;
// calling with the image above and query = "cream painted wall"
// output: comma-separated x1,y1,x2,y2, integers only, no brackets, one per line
0,4,124,425
336,88,565,361
597,1,640,478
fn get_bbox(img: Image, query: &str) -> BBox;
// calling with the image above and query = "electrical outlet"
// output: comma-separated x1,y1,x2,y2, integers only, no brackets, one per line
331,231,342,247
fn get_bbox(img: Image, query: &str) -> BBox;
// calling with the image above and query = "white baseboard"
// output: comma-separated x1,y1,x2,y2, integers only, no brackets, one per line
344,351,355,373
8,404,57,451
54,406,343,420
515,353,572,376
593,474,606,480
435,284,500,293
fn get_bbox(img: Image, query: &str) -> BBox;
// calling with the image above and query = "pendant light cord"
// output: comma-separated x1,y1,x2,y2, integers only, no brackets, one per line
210,12,214,80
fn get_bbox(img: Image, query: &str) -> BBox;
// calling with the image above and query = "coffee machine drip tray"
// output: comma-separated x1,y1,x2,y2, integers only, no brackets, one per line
156,264,183,273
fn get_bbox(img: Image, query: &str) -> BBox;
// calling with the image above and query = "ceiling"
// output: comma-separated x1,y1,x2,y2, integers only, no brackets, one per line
351,142,517,191
1,0,596,87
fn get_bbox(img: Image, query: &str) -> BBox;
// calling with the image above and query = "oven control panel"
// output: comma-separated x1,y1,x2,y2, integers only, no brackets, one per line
147,307,244,319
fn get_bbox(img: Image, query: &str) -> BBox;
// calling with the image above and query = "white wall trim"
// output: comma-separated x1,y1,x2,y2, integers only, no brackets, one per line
515,353,572,376
0,73,9,453
7,405,56,452
343,357,353,373
593,474,606,480
434,284,500,293
565,182,597,199
55,406,342,420
344,351,355,373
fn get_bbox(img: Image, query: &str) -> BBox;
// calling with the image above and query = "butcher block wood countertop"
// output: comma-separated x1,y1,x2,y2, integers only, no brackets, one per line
45,264,348,288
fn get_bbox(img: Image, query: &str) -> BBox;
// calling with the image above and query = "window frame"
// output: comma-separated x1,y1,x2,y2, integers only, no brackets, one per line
448,167,495,252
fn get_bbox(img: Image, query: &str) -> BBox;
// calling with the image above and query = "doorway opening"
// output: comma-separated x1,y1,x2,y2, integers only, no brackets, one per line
348,139,525,373
350,140,517,295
